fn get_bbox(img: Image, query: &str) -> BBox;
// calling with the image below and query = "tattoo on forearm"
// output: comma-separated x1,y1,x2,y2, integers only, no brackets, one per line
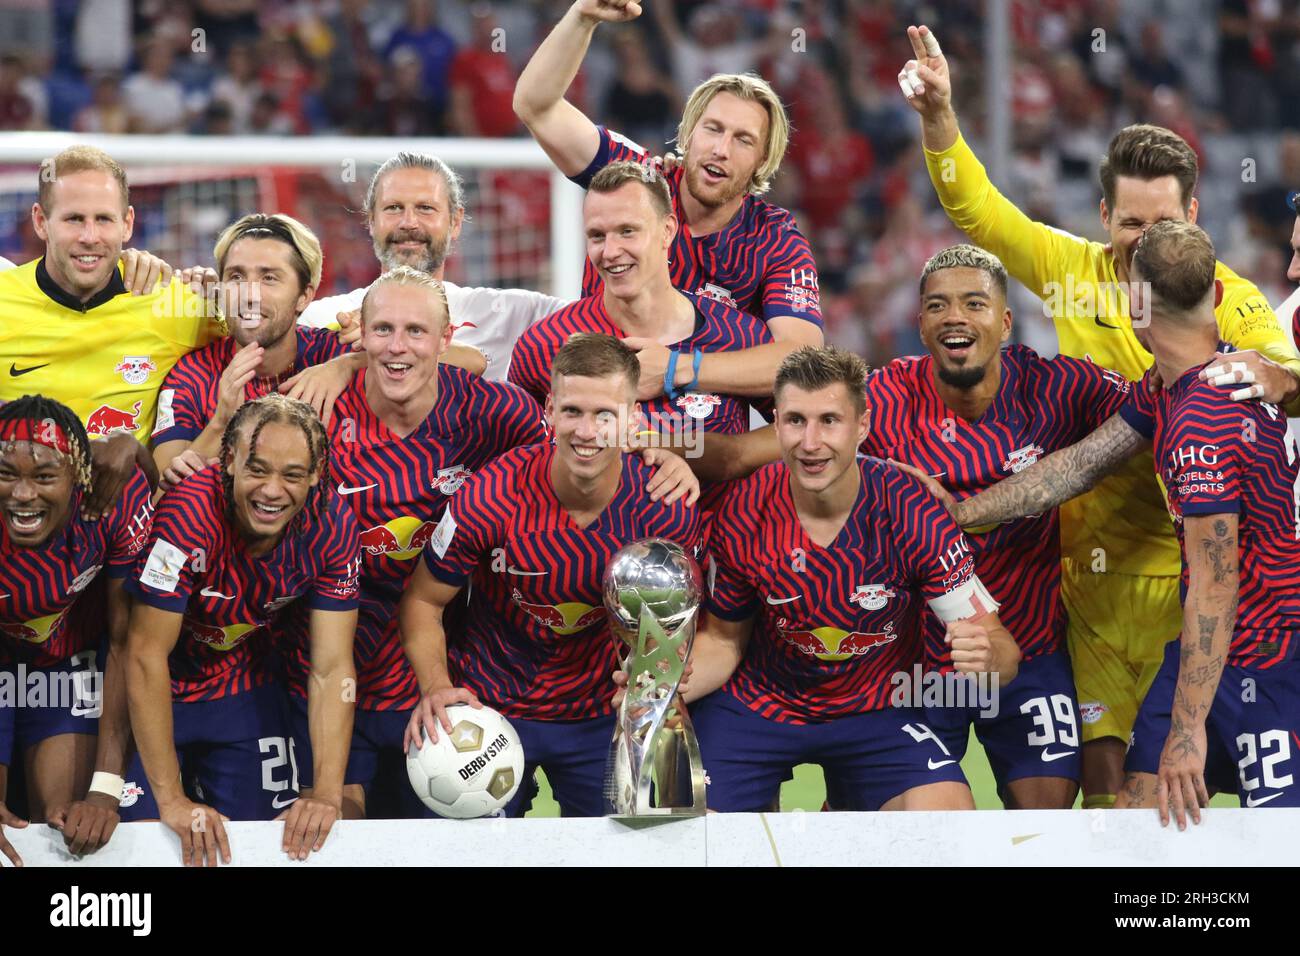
955,414,1145,526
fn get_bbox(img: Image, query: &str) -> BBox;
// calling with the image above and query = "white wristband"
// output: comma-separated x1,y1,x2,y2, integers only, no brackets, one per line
88,772,126,805
927,574,1000,623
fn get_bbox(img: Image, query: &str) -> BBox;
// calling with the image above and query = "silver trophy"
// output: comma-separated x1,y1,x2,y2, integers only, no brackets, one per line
602,538,707,818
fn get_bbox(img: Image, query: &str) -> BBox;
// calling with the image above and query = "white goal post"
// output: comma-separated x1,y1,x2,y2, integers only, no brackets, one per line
0,132,586,300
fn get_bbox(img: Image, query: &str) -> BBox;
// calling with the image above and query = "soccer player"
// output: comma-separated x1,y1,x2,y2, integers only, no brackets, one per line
0,396,152,867
508,161,773,473
400,334,701,817
1281,191,1300,349
123,395,360,866
925,222,1300,823
0,146,225,515
515,0,824,397
683,346,1020,812
151,213,350,483
899,23,1300,807
297,152,568,381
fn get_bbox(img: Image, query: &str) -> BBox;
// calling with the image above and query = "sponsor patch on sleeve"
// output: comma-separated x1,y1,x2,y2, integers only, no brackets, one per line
151,389,176,437
428,509,457,560
140,538,189,593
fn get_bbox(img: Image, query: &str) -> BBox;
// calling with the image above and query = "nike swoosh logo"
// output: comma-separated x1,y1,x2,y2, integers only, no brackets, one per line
200,587,237,600
1245,791,1282,808
0,593,9,599
9,363,48,377
507,567,548,577
927,758,956,770
1094,316,1122,330
1040,749,1076,762
271,793,299,809
338,483,378,496
765,594,802,605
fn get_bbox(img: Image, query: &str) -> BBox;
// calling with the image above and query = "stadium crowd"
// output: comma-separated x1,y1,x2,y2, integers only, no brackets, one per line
1,0,1299,361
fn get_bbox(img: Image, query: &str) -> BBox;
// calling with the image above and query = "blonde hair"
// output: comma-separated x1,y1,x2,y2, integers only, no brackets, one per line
360,265,451,327
675,73,790,196
213,213,323,292
38,145,129,213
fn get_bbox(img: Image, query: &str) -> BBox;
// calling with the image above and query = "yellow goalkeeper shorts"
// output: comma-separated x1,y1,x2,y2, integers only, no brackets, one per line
1061,558,1182,745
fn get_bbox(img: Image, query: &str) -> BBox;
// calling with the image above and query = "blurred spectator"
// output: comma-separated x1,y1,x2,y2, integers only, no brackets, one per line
383,0,457,121
0,0,52,59
193,0,260,61
258,31,317,135
248,90,295,137
0,54,37,130
73,73,129,133
1130,20,1185,92
200,98,234,135
209,39,259,134
601,28,680,150
652,2,759,94
323,0,382,133
1219,0,1280,128
74,0,131,74
447,4,518,137
377,45,441,137
122,36,190,133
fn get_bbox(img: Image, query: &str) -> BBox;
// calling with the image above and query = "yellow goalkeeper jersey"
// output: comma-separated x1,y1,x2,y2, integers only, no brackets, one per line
925,133,1300,577
0,258,225,446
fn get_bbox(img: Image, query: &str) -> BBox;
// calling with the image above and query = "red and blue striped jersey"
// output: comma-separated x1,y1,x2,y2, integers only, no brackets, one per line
152,326,350,445
127,466,360,703
707,456,984,724
0,469,153,666
1120,354,1300,667
282,364,549,710
571,127,822,329
865,344,1131,664
423,443,701,720
508,291,772,431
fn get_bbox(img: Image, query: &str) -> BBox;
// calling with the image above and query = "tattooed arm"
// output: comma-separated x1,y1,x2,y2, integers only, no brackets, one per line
1157,512,1238,830
950,412,1149,527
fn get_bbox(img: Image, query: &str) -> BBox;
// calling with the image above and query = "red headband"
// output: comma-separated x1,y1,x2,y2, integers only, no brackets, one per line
0,418,73,456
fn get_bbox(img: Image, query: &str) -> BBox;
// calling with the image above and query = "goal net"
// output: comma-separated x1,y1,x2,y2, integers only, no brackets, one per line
0,134,584,299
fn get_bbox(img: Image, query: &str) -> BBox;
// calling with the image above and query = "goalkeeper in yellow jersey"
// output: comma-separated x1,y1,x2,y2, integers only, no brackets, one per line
898,23,1300,808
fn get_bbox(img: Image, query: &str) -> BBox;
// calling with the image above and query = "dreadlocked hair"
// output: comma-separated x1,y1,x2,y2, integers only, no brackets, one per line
0,394,93,493
220,394,331,525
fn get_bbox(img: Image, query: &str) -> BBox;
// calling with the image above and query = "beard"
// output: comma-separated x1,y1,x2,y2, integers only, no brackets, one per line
374,228,451,274
683,155,750,210
936,361,989,389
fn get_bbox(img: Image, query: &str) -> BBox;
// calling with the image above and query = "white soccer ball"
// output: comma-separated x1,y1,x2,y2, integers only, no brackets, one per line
406,703,525,819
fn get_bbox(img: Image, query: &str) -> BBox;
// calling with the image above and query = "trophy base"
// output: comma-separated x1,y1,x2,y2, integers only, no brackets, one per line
606,810,705,829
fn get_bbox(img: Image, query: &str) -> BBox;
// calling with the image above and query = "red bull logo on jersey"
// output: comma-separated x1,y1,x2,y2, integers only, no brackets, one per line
186,619,261,652
696,282,738,307
431,465,472,495
86,401,142,437
511,588,605,635
778,622,897,662
851,584,896,611
676,392,722,420
114,355,157,386
1002,443,1045,474
0,608,68,645
359,516,438,559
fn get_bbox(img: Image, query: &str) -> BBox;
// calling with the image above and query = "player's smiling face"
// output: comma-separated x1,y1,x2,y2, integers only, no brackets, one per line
227,420,319,545
919,266,1011,389
1101,175,1197,280
221,237,312,348
369,167,464,275
776,382,869,495
0,440,76,548
32,170,135,301
546,372,639,482
682,92,767,209
584,182,675,298
362,282,452,404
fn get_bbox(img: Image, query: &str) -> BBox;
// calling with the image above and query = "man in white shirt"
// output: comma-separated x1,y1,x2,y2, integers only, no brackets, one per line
298,152,568,381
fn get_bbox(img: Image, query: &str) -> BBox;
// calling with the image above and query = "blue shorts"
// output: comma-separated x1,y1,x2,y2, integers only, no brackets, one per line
119,682,299,822
1126,639,1300,806
0,648,104,764
501,713,615,818
692,690,969,812
925,649,1082,792
286,693,435,819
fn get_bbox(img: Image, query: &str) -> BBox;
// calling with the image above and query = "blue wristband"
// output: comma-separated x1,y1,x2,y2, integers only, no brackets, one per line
665,348,681,400
683,348,703,394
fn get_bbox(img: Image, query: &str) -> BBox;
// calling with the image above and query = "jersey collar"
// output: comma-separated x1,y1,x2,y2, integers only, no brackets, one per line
35,257,126,312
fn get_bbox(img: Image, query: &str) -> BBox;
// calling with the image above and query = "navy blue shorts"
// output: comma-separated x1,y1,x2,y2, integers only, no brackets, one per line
0,648,104,765
119,682,299,822
286,693,435,818
692,690,969,812
501,713,615,818
925,649,1082,791
1126,639,1300,805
